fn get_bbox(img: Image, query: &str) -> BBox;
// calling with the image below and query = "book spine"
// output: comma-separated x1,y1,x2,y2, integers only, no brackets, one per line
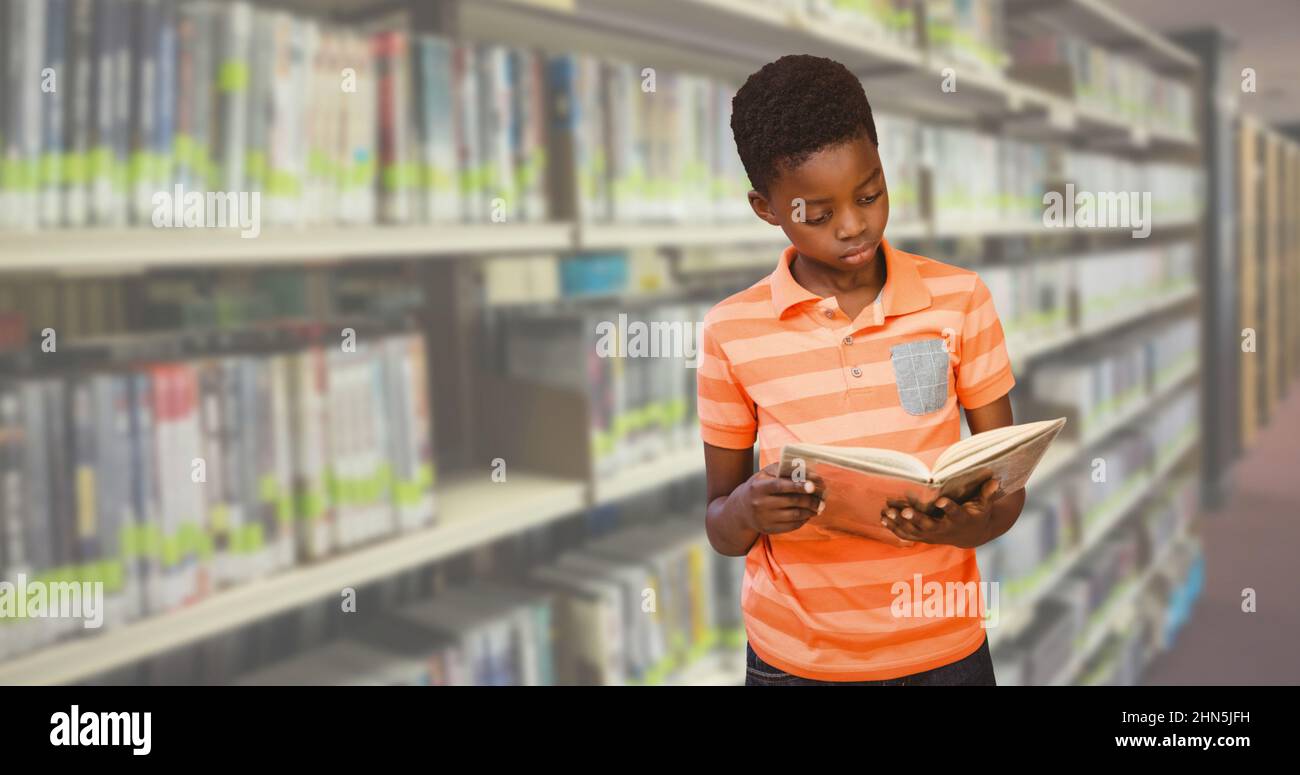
14,382,52,654
86,0,109,224
412,36,432,224
453,43,480,222
338,29,371,224
294,18,317,225
0,0,8,230
214,1,251,196
475,44,509,223
523,50,547,222
303,21,332,224
38,0,65,228
242,357,272,577
182,0,214,195
66,378,99,638
178,363,209,604
0,385,14,599
127,0,157,224
0,381,19,658
153,0,175,215
374,30,412,224
0,384,21,659
427,36,457,223
61,0,92,226
94,375,133,625
148,366,173,609
17,382,49,577
267,353,294,569
290,347,333,560
243,8,270,216
41,379,74,642
220,357,251,584
126,372,158,615
197,360,230,587
14,0,45,230
405,332,436,527
109,0,131,224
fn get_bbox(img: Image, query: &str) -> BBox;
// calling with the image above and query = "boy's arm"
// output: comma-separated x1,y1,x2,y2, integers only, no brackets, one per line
698,315,822,556
705,443,823,557
705,444,762,556
962,394,1026,543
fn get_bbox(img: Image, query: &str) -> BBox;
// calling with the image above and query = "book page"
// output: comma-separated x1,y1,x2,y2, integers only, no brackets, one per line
932,419,1066,504
780,442,931,481
932,418,1066,476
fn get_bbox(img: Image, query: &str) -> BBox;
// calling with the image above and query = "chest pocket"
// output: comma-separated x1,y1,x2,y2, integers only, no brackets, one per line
889,338,950,416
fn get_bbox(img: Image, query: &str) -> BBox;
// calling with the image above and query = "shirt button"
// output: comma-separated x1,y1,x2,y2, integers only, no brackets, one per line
823,309,834,319
850,367,863,378
843,335,853,346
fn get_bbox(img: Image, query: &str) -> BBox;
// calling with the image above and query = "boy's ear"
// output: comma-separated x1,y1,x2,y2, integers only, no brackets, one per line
748,190,782,227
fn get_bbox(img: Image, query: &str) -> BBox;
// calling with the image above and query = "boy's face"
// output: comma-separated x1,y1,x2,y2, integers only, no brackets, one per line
748,133,889,271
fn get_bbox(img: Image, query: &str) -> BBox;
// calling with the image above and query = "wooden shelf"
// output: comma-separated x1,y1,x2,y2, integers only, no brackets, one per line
0,223,577,273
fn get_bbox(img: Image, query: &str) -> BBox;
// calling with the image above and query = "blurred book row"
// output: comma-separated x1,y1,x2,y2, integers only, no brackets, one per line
233,517,744,686
982,414,1201,685
0,0,555,229
996,384,1198,592
1025,316,1198,438
987,479,1203,686
755,0,1194,135
866,118,1199,230
963,241,1195,360
0,328,437,661
0,0,1201,238
492,300,711,481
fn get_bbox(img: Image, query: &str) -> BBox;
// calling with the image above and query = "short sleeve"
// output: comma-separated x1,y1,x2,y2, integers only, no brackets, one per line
954,276,1016,409
695,319,758,449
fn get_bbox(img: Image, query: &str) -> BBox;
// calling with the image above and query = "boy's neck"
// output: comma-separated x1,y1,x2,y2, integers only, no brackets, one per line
790,245,888,303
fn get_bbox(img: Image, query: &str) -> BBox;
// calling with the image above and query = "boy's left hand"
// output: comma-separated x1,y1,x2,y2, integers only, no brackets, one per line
879,478,1000,549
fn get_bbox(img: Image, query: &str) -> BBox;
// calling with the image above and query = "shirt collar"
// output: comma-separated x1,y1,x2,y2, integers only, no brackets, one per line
769,237,932,319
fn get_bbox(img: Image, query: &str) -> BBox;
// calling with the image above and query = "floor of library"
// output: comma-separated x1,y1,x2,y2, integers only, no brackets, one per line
1141,377,1300,685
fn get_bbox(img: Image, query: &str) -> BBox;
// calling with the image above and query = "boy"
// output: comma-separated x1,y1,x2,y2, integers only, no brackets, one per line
699,54,1025,686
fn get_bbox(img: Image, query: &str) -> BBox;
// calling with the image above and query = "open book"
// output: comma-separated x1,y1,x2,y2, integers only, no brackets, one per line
777,418,1066,547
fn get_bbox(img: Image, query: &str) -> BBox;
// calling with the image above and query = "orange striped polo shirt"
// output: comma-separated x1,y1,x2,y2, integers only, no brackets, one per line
697,237,1016,681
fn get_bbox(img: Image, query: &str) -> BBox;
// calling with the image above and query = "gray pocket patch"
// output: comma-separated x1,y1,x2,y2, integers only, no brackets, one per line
890,338,950,415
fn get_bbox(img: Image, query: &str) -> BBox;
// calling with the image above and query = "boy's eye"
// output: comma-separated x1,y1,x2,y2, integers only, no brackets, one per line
806,212,832,225
859,193,881,205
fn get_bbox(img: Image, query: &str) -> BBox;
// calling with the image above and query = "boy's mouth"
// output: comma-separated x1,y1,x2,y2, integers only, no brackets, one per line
837,243,876,265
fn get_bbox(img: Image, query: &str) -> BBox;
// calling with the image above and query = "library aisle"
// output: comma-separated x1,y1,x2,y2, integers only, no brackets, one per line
1141,379,1300,686
0,0,1296,689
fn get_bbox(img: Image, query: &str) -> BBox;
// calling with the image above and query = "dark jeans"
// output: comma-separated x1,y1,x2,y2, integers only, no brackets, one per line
745,637,997,686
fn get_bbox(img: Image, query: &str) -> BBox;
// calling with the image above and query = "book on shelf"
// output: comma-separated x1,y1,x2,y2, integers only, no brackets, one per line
778,417,1067,546
493,296,707,480
0,0,561,231
0,327,438,662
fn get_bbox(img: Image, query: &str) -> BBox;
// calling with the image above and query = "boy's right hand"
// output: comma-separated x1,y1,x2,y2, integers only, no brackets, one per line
733,462,825,535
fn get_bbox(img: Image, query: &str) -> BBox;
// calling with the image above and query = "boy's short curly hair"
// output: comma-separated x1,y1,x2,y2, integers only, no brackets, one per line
730,54,878,198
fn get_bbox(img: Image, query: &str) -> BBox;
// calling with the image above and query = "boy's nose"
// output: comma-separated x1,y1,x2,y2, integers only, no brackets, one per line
835,216,868,242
